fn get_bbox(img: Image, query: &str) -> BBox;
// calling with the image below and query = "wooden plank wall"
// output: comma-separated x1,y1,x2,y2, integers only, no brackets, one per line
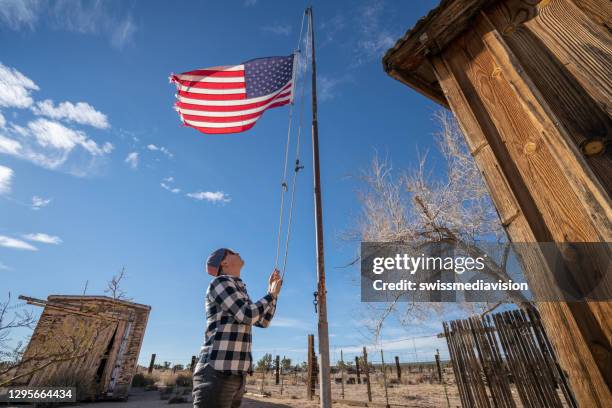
444,309,578,408
15,297,150,400
428,0,611,405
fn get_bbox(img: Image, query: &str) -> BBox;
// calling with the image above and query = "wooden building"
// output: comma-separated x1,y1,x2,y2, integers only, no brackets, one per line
383,0,610,406
15,295,150,400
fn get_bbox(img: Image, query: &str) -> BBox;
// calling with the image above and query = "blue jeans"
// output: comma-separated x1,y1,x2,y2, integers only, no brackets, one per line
192,364,245,408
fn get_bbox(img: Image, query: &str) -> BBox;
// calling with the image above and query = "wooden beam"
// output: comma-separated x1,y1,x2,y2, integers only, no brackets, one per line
429,13,611,406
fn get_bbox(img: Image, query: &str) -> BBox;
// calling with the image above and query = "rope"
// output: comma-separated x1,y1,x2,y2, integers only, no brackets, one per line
274,10,308,274
280,13,311,280
273,91,293,269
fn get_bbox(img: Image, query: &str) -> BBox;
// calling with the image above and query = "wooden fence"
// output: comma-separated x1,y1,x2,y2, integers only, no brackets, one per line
443,308,577,408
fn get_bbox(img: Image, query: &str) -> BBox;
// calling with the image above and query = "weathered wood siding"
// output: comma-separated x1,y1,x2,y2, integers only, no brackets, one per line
16,296,150,400
385,0,611,406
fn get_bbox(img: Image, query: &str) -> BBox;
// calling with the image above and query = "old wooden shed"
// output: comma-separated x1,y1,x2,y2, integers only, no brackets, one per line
15,295,150,400
383,0,610,406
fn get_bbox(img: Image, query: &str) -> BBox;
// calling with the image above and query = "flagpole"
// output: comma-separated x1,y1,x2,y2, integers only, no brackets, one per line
306,6,332,408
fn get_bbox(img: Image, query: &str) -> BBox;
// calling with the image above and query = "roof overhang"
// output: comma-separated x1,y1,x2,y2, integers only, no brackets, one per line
382,0,497,107
48,294,152,310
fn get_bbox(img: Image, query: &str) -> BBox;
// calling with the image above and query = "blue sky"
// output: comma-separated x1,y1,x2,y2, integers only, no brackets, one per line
0,0,463,367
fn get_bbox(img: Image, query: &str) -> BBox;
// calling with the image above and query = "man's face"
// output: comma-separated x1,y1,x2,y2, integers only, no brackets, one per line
221,250,244,276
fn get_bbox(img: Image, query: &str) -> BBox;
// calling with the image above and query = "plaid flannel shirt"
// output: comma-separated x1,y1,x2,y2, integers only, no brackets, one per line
197,275,277,374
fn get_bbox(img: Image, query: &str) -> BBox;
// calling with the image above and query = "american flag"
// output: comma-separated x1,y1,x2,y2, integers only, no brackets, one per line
171,55,295,134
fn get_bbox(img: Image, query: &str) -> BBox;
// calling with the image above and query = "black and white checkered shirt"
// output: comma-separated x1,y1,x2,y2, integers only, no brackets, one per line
196,275,277,374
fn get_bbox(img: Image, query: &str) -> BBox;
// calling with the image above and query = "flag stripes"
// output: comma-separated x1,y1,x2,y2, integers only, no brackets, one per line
170,55,294,134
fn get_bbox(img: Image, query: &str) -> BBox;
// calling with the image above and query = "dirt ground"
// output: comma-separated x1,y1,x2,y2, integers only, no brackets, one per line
48,379,569,408
67,385,459,408
245,381,462,408
62,383,461,408
67,368,463,408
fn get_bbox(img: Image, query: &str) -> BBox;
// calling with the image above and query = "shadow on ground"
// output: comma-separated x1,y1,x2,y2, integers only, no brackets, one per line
242,397,293,408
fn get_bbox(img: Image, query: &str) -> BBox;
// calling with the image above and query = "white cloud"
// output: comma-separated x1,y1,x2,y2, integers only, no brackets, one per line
0,164,13,195
0,118,113,171
0,63,113,175
0,62,39,108
187,191,231,203
160,176,180,193
51,0,137,49
125,152,139,169
0,0,41,30
23,232,62,245
111,15,136,49
318,75,352,102
270,317,303,328
0,235,37,251
31,195,51,210
161,183,180,194
146,144,173,158
28,118,111,156
0,134,22,156
354,1,399,64
262,23,292,36
320,14,346,46
0,1,136,50
32,99,109,129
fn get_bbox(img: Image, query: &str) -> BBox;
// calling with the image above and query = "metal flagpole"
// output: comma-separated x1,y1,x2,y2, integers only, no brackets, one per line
306,6,332,408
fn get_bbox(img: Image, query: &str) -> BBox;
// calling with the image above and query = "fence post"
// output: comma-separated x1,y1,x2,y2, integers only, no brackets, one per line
435,349,443,384
437,349,451,408
307,334,315,400
355,356,361,384
280,356,285,396
260,369,265,395
275,355,280,385
190,355,196,373
381,350,390,408
362,347,372,402
340,349,345,399
395,356,401,380
148,353,156,374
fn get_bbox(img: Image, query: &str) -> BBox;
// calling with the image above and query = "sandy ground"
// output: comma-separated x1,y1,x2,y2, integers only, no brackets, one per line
0,381,571,408
53,379,460,408
245,381,462,408
2,369,570,407
65,385,458,408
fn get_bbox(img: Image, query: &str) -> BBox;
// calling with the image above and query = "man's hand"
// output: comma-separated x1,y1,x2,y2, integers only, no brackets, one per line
268,269,283,297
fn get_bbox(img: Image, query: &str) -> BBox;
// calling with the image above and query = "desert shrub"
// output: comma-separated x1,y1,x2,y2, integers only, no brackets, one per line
162,374,178,386
175,374,192,387
132,373,156,387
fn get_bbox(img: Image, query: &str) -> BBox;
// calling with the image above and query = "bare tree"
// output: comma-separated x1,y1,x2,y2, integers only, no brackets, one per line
354,111,531,340
0,293,36,363
105,267,132,301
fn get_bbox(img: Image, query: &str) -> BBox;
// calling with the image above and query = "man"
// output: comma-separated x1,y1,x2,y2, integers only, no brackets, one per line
193,248,282,408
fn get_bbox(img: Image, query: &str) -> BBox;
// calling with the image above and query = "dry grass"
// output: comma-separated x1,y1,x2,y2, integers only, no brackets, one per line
135,366,192,388
245,368,461,408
